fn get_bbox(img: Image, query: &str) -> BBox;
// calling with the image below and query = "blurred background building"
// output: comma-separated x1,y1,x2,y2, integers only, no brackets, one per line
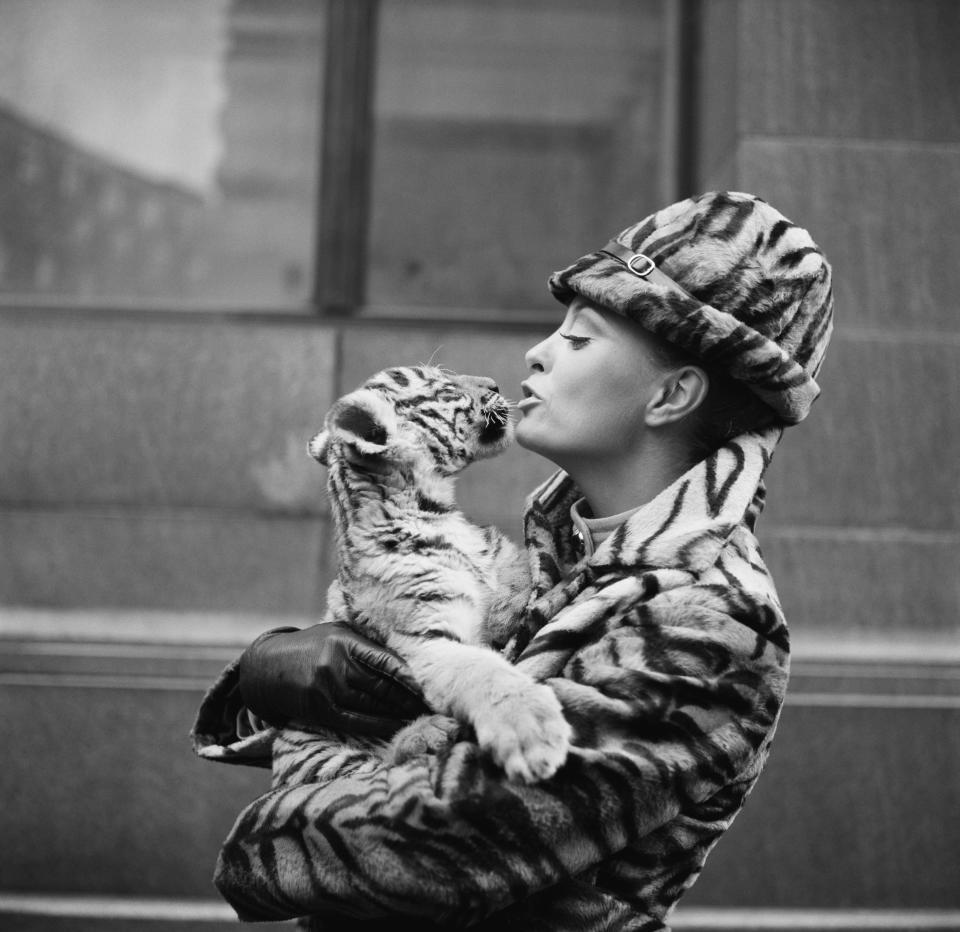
1,1,958,929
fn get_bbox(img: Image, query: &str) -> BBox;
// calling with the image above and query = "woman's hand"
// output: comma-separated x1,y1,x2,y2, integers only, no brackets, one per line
237,623,429,737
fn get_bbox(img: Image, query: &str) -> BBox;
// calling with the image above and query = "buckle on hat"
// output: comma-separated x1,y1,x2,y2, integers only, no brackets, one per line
600,240,656,278
627,254,655,277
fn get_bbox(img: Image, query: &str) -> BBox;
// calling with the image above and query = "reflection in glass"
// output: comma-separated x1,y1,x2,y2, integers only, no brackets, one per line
369,0,669,311
0,0,324,307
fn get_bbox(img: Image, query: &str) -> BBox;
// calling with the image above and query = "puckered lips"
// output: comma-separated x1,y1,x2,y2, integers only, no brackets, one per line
517,381,541,412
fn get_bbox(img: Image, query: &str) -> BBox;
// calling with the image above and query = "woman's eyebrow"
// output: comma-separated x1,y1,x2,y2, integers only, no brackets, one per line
568,305,607,333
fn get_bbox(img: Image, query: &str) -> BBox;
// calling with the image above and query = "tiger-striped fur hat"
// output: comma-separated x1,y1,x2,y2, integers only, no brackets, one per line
548,191,834,424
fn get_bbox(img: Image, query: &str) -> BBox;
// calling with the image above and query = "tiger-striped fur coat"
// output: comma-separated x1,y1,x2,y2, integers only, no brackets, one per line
194,423,789,931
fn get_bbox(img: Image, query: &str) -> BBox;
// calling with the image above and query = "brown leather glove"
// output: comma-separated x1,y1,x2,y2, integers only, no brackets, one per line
237,623,429,738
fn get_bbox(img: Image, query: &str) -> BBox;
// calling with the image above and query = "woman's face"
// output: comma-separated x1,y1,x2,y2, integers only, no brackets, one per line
515,298,669,469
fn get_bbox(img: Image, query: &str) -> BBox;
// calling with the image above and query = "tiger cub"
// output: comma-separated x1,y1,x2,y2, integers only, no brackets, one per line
284,365,571,785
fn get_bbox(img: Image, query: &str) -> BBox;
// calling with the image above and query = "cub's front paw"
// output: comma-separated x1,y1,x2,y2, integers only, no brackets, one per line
388,714,462,765
475,684,571,784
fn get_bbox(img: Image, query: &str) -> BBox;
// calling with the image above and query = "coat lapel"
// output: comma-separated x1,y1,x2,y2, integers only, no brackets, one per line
509,426,782,671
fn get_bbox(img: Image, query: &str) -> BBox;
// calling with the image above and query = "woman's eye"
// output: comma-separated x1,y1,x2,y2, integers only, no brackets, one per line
559,332,591,349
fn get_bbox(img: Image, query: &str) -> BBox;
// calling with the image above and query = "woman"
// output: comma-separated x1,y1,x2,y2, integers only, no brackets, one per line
193,191,833,930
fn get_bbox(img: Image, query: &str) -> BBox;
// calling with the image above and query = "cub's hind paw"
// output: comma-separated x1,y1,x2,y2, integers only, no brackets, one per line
388,714,462,765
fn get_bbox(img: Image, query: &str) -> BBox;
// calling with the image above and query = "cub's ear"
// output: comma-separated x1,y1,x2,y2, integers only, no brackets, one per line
324,389,397,461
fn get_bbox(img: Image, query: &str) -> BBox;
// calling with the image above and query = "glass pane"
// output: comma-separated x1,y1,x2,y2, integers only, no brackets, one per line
369,0,670,311
0,0,324,307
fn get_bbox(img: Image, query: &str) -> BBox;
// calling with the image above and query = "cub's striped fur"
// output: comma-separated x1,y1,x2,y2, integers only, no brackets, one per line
281,365,570,784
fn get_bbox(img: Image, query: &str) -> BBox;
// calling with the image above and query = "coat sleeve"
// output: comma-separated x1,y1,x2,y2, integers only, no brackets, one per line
191,655,276,768
213,584,788,925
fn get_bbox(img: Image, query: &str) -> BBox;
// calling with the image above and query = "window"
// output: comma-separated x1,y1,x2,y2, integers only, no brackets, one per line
0,0,683,315
0,0,325,307
369,0,674,313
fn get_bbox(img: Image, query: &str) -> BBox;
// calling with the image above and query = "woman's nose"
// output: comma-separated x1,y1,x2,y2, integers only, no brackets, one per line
524,335,550,371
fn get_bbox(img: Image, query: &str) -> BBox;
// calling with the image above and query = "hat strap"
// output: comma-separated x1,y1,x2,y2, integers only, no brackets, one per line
600,240,697,301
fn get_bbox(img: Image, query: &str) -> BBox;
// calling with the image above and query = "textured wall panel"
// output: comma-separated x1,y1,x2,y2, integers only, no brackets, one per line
685,699,960,909
740,0,960,142
338,323,548,397
735,139,960,332
762,336,959,531
0,681,270,897
763,530,960,637
0,508,330,615
0,317,335,511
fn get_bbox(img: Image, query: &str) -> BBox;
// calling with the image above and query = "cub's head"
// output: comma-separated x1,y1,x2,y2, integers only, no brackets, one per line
308,366,513,476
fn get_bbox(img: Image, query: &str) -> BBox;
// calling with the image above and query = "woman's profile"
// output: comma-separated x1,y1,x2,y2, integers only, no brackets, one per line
192,190,833,931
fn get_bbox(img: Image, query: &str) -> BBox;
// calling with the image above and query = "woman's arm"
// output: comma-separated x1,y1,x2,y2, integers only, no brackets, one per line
213,591,788,925
191,623,429,767
238,623,428,735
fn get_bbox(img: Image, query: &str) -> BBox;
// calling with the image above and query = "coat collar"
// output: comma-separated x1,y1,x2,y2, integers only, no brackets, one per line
524,426,782,587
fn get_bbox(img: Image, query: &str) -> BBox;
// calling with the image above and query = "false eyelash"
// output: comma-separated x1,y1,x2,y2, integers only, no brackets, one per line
559,332,590,347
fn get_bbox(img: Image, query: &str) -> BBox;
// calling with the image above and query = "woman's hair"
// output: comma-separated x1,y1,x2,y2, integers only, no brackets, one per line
647,335,782,466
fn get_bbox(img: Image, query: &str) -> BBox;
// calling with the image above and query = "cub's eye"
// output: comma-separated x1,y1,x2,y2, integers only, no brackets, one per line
559,332,591,349
437,387,464,402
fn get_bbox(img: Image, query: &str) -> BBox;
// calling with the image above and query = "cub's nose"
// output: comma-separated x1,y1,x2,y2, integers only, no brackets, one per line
462,375,499,394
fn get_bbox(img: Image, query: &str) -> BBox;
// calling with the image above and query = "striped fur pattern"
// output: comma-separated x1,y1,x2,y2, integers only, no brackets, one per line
281,365,570,786
549,191,834,424
209,425,791,931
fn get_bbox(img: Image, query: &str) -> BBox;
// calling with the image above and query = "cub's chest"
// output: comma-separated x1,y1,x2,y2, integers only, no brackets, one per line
346,504,494,572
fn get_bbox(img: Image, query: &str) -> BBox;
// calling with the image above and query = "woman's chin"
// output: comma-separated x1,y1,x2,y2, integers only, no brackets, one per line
514,418,535,449
515,420,549,457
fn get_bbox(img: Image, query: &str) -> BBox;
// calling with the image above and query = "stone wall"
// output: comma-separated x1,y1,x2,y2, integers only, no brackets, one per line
678,0,960,921
691,0,960,666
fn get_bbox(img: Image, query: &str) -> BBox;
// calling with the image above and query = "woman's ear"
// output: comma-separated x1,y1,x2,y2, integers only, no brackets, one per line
645,366,709,427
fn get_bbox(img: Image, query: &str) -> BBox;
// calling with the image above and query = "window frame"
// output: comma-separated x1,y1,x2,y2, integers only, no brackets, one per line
320,0,698,320
0,0,698,327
